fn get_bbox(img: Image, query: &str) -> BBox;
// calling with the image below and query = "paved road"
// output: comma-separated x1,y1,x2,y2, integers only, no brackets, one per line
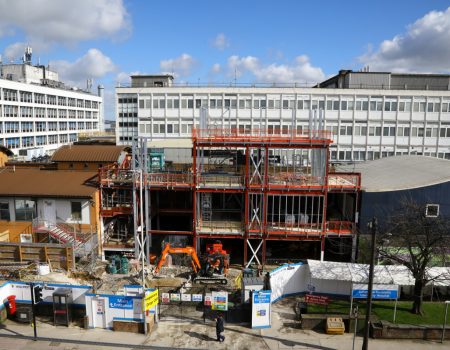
1,317,448,350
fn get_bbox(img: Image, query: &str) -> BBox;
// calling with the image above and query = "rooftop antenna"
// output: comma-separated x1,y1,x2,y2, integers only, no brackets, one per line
234,67,237,87
86,78,93,92
24,46,32,65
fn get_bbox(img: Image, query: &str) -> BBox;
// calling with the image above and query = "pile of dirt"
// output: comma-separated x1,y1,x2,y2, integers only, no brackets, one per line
23,272,83,285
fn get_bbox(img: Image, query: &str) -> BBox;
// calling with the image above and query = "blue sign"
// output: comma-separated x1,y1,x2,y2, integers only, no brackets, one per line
251,290,271,329
352,289,398,299
253,291,271,304
109,296,134,309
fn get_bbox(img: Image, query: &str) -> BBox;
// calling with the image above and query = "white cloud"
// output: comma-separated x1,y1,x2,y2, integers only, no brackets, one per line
210,63,221,74
160,53,196,78
3,42,27,61
212,33,230,50
359,7,450,72
115,71,141,86
50,48,116,88
0,0,130,45
227,55,325,84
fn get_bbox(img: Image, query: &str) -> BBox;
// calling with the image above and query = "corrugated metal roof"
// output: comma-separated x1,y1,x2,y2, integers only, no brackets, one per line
338,156,450,192
51,145,127,163
307,260,449,286
0,168,97,198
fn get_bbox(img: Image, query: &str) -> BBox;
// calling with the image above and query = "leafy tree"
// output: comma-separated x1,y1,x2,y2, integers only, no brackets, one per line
377,200,450,314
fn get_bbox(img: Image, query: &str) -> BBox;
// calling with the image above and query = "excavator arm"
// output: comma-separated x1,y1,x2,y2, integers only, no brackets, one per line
154,243,201,274
155,243,172,273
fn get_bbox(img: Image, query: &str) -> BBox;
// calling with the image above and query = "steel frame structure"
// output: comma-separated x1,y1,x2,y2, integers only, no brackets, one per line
98,122,361,266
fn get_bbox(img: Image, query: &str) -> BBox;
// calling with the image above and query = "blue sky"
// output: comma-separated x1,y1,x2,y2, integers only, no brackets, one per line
1,0,450,119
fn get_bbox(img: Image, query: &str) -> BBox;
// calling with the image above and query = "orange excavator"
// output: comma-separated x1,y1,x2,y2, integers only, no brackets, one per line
154,243,201,274
154,241,229,284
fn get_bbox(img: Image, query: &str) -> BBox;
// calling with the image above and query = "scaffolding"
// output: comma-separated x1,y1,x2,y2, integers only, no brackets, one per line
98,110,361,265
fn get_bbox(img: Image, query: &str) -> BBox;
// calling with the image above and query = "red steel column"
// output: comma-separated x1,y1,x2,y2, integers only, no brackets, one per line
243,145,250,266
192,141,198,252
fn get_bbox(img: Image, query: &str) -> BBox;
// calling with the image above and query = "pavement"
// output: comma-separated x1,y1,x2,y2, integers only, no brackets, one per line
0,308,448,350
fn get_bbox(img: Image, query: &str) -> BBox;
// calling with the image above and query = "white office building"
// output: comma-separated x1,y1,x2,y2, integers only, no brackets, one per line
0,47,103,158
116,71,450,161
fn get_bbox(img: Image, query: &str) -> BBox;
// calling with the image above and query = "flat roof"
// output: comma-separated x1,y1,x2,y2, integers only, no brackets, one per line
52,145,128,163
131,74,174,79
0,168,97,198
147,138,192,149
338,156,450,192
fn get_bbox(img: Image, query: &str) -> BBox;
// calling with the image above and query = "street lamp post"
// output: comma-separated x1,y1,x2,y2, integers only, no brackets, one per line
362,217,377,350
442,300,450,343
352,305,359,350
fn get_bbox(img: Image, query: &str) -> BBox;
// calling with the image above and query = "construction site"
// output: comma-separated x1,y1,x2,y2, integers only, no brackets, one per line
100,111,361,269
0,114,362,337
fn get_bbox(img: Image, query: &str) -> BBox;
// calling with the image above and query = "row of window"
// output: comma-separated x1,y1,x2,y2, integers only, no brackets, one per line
135,119,450,139
134,95,450,112
118,112,138,118
0,121,97,133
0,134,78,149
0,200,83,222
331,125,448,138
0,105,97,119
118,97,138,104
1,89,99,108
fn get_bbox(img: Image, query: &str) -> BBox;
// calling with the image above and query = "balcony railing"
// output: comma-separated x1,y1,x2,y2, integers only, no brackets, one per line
146,172,193,187
100,169,135,184
197,174,244,188
328,173,361,190
326,221,355,234
197,220,244,234
266,174,325,189
193,127,332,143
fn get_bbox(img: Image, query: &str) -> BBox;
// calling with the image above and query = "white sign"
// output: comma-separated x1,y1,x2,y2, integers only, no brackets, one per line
170,293,181,302
161,293,170,303
181,294,191,302
204,294,212,306
192,294,203,302
96,299,104,314
251,290,271,329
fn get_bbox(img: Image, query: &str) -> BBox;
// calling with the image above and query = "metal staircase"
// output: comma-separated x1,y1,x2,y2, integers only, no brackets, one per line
33,219,95,257
47,225,84,249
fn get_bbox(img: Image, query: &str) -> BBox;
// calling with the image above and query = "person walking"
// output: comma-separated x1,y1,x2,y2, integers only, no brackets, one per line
215,314,225,342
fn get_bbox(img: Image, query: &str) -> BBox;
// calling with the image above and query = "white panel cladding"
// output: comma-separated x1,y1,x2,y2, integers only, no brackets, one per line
116,85,450,160
0,77,102,156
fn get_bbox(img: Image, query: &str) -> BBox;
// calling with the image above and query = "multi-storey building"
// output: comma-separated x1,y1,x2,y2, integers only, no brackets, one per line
0,48,103,158
116,72,450,162
100,124,361,265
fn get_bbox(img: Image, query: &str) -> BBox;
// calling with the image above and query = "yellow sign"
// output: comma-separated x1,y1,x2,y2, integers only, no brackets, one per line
143,289,159,311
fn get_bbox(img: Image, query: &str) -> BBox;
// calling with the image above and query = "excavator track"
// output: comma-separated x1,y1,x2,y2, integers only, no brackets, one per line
193,276,228,285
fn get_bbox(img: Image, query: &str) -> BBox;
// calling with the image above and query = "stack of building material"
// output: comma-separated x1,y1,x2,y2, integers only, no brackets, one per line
326,317,345,335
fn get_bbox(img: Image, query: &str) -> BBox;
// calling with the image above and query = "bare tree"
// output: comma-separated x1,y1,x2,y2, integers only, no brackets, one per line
377,200,450,315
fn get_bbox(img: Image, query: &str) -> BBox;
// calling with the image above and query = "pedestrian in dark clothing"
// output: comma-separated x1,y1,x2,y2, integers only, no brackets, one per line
215,314,225,342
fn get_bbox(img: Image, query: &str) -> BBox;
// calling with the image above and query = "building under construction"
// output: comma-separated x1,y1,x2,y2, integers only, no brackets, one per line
99,116,361,266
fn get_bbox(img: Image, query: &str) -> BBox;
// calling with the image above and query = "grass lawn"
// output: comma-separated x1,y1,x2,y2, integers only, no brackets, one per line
307,300,448,325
